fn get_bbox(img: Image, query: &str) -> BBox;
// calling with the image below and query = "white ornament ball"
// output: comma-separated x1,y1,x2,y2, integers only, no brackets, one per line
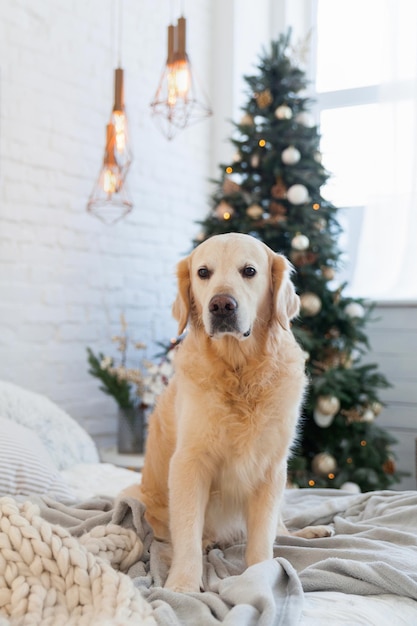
291,233,310,251
340,482,361,494
361,409,375,423
281,145,301,165
287,183,309,205
312,452,337,477
246,204,263,219
313,409,335,428
316,395,341,416
300,292,322,316
345,302,365,319
296,111,315,127
275,104,293,120
371,401,382,416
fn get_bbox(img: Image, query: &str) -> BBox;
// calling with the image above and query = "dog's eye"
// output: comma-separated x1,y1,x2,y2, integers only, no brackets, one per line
242,266,256,277
197,267,210,279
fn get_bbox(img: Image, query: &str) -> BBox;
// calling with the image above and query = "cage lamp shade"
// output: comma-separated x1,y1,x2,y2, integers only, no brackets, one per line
150,15,212,140
87,123,133,224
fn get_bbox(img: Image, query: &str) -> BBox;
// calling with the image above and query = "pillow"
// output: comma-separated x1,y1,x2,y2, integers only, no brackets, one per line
0,381,99,470
0,417,75,501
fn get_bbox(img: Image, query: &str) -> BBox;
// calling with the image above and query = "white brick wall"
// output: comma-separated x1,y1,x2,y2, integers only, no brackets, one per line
0,0,214,447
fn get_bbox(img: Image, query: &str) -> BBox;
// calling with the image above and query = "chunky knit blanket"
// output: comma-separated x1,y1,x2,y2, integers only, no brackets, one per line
0,497,156,626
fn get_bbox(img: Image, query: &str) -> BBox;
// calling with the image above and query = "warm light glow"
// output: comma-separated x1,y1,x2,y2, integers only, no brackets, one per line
360,440,367,446
328,473,335,479
112,111,127,153
102,167,118,195
175,59,191,97
223,212,232,220
347,457,353,464
167,64,177,106
226,166,233,174
308,480,316,487
313,202,321,210
259,139,266,147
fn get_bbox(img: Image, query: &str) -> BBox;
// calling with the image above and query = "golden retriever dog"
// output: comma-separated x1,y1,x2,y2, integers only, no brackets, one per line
124,232,332,592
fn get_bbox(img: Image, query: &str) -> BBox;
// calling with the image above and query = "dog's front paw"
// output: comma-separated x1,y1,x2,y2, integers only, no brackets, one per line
293,524,334,539
165,571,202,593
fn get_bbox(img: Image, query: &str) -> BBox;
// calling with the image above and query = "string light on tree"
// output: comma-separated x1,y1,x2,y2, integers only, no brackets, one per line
214,201,234,221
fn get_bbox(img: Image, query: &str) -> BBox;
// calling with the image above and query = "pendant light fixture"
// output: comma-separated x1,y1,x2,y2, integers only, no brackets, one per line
150,10,212,140
87,0,133,223
87,123,133,223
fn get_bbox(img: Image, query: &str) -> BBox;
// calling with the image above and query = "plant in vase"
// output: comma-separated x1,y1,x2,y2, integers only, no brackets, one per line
87,314,148,454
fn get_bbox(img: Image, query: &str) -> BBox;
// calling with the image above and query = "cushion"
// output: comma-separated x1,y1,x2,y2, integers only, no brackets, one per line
0,381,99,470
0,417,75,501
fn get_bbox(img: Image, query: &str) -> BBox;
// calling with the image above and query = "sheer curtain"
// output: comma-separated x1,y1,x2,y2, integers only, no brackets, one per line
346,1,417,300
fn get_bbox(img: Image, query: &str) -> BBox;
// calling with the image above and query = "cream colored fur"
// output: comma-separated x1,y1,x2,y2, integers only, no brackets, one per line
123,233,332,593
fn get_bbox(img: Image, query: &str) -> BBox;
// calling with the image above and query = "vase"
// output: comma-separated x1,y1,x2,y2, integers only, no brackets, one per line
117,406,146,454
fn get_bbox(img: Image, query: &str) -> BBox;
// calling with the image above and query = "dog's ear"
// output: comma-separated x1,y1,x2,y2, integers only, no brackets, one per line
271,254,300,330
172,257,191,335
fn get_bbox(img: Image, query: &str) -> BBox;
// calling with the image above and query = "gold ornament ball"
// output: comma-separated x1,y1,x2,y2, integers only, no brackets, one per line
300,292,322,316
275,104,293,120
316,395,341,416
291,233,310,251
256,89,273,108
312,452,337,477
322,266,335,280
246,204,264,219
240,113,254,126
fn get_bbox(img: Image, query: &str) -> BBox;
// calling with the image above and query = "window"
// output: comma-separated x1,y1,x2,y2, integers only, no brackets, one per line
313,0,417,300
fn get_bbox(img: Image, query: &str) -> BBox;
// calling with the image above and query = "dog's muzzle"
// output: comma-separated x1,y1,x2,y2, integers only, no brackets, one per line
208,294,250,337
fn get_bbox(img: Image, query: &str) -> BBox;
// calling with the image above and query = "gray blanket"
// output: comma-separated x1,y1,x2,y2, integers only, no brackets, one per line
32,488,417,626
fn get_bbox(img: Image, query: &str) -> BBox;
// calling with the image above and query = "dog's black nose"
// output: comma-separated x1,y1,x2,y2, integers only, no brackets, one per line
209,294,238,316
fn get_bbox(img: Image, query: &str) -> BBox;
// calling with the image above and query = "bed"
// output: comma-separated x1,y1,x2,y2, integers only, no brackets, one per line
1,380,417,626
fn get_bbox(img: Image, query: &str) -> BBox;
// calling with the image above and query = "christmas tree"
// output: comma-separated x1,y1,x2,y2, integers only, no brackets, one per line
190,32,401,492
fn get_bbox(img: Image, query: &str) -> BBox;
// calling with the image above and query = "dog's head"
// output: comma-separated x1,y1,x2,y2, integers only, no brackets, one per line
172,233,299,340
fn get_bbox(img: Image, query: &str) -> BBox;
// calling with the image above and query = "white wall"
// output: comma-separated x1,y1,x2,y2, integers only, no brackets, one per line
0,0,213,446
365,303,417,490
